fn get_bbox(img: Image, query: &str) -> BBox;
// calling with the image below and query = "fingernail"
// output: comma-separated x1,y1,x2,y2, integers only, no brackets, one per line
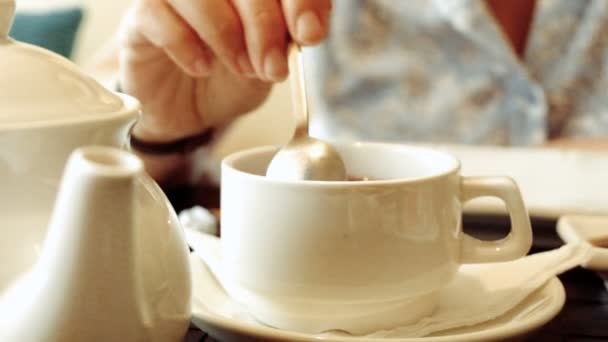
237,53,255,76
264,47,288,81
193,57,211,76
297,11,324,43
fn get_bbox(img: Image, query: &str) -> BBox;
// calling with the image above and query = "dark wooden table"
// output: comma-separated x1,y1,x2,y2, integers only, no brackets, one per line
168,186,608,342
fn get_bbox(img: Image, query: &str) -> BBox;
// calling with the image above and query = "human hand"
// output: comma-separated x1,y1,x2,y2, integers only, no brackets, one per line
119,0,332,143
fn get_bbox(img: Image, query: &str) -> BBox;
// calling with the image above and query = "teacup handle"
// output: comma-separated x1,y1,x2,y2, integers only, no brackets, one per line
460,176,533,263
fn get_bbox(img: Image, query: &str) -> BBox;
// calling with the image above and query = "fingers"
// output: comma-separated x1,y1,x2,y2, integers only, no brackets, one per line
168,0,254,77
129,0,332,81
232,0,288,81
282,0,332,45
131,0,213,77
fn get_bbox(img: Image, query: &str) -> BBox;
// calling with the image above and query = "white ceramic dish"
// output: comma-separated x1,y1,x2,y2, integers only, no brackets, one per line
0,150,192,341
425,144,608,219
557,215,608,284
190,254,565,342
1,0,140,259
220,143,533,334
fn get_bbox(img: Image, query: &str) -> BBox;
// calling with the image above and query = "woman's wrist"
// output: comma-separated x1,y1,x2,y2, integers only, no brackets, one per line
116,78,216,149
127,119,216,156
130,114,212,143
125,119,218,188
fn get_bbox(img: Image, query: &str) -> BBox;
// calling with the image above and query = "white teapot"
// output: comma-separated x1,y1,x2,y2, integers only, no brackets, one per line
0,0,137,224
0,1,191,341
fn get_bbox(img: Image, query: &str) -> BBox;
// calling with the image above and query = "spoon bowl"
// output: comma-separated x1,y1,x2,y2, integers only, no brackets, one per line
267,135,347,181
266,44,346,181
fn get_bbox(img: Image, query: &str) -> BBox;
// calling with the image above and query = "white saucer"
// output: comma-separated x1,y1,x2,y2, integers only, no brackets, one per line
190,254,565,342
557,215,608,270
557,215,608,289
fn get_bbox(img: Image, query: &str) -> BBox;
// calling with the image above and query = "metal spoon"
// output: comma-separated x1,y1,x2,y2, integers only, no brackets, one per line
266,44,347,181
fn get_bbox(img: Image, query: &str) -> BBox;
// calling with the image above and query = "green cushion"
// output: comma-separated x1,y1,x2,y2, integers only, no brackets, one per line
9,7,84,59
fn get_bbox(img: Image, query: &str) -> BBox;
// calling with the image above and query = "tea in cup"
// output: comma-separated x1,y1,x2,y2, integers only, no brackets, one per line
220,142,532,334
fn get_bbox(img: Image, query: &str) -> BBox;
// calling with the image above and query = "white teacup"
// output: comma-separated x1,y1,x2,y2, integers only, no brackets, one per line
220,142,532,334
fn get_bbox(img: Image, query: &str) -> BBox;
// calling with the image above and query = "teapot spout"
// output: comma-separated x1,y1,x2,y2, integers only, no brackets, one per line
0,146,149,341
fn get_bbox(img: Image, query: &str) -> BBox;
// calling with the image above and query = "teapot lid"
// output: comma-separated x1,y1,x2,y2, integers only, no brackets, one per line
0,0,128,128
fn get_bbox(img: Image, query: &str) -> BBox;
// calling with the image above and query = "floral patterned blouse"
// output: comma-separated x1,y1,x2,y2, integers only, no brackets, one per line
304,0,608,146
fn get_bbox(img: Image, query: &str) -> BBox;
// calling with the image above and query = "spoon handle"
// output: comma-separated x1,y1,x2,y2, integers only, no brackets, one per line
288,43,309,137
0,0,15,39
